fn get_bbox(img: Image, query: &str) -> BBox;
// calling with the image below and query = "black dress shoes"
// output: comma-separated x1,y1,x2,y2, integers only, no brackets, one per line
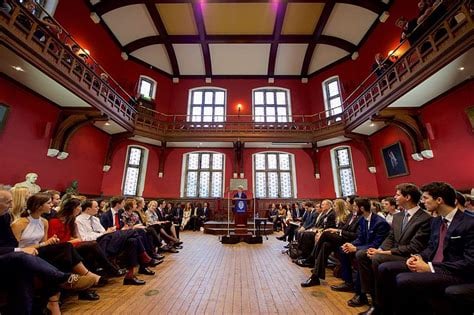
147,259,163,267
300,276,320,287
78,290,100,300
359,306,380,315
123,276,146,285
330,282,355,292
109,268,127,277
347,294,369,307
94,276,108,287
138,266,155,275
296,259,313,268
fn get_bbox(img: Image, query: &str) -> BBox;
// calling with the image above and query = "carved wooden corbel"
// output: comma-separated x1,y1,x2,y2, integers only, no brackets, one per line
48,109,107,159
345,133,376,173
233,141,244,178
103,132,133,171
373,108,432,160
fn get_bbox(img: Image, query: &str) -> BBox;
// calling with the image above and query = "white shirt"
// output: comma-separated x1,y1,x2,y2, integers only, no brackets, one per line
385,210,400,226
76,213,106,241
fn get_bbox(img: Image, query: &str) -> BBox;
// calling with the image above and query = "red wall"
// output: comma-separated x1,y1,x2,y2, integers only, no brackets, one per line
370,81,474,196
0,77,110,194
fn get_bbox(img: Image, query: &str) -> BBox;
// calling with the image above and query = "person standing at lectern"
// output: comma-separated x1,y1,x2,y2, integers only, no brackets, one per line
233,185,247,200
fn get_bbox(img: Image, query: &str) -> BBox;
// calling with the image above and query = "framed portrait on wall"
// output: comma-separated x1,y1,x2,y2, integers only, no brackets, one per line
381,141,409,178
0,103,10,133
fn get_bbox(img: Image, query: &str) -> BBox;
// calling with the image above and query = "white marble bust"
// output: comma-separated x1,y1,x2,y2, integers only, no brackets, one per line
14,173,41,194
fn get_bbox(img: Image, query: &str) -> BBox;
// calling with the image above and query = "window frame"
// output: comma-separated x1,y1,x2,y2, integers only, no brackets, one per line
252,151,297,198
122,145,148,197
252,87,292,123
322,76,343,119
138,75,157,101
181,151,225,198
330,146,357,198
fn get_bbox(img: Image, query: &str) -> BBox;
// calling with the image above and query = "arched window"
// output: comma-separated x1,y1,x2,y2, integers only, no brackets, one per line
122,146,148,196
253,152,296,198
187,87,226,125
330,146,356,197
138,75,157,100
322,76,342,120
181,152,224,198
252,88,292,123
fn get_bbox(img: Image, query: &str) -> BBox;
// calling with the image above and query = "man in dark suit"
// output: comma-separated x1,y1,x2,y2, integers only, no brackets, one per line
301,201,361,286
200,202,211,224
233,185,247,200
378,182,474,314
330,198,390,298
357,183,432,313
296,199,336,261
100,196,125,230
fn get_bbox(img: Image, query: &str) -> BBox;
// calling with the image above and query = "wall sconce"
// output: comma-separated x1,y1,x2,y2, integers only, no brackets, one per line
315,173,320,179
411,153,424,161
379,11,390,23
421,150,434,159
121,52,128,60
47,148,59,157
240,173,244,179
158,172,164,178
103,165,111,172
57,152,69,160
368,166,377,174
90,12,101,24
233,172,238,178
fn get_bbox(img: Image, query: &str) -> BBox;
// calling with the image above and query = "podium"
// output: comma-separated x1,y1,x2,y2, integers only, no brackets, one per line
233,199,248,235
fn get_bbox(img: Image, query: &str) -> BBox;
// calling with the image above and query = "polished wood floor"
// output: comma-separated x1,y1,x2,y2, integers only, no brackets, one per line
62,231,368,314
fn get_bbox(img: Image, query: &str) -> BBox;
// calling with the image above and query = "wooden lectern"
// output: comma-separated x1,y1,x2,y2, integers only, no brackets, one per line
233,199,248,235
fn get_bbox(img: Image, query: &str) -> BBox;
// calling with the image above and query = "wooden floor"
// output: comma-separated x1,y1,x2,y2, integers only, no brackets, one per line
62,232,367,314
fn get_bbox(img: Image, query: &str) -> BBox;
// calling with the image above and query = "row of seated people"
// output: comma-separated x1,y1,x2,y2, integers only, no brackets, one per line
268,202,303,232
94,200,211,232
0,187,185,314
275,182,474,314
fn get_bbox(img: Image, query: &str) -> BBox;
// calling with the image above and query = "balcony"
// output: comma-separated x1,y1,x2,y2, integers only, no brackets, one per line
0,2,136,131
1,0,472,145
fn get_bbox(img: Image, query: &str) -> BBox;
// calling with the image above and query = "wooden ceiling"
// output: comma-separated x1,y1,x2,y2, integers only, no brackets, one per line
88,0,390,78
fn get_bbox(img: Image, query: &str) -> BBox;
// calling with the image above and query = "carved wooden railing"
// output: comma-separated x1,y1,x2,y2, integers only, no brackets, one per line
0,2,136,130
343,0,474,129
134,106,345,142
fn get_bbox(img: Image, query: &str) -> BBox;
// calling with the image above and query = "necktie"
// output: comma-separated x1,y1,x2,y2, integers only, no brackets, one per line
401,212,410,232
90,216,96,232
114,212,121,230
432,219,448,263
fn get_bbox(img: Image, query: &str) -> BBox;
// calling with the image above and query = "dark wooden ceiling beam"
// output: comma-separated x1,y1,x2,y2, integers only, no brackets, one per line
268,1,287,77
191,2,212,77
144,0,180,76
301,0,336,77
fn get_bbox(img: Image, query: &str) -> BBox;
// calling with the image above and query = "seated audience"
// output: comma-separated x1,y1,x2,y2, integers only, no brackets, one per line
377,182,474,314
181,202,192,230
145,200,181,251
330,198,390,299
0,189,95,315
10,186,29,221
382,197,399,226
357,183,432,314
200,202,211,225
189,203,203,231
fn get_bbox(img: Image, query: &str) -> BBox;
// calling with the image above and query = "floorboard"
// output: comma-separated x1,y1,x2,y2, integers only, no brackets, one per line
61,231,368,314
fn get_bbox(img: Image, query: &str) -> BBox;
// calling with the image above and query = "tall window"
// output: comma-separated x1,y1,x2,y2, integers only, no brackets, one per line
253,88,291,123
254,152,295,198
322,76,343,119
182,152,224,198
138,75,157,100
331,146,356,197
188,88,226,124
122,146,148,196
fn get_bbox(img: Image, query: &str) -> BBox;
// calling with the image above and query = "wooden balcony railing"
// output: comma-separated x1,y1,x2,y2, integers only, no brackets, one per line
134,106,345,142
0,2,136,130
343,0,473,129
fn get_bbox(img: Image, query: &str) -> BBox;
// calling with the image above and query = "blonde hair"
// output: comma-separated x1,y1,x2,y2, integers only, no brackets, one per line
11,187,29,220
334,199,349,225
147,200,158,209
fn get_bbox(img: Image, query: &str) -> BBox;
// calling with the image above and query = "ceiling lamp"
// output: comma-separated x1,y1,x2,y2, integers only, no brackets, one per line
90,12,101,24
379,11,390,23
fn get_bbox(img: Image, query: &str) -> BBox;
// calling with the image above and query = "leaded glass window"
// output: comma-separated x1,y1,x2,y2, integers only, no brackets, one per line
254,152,295,198
188,88,226,126
253,88,291,123
323,76,343,120
123,146,146,196
183,152,224,198
333,147,356,197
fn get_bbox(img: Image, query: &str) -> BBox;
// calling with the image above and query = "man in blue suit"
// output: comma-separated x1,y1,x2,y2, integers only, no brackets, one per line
377,182,474,314
331,198,390,296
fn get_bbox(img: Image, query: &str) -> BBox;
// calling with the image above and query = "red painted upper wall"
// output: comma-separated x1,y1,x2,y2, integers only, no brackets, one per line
0,77,110,194
370,81,474,196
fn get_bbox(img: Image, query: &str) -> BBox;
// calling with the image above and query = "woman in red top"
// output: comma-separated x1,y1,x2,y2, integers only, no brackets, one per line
49,198,120,279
